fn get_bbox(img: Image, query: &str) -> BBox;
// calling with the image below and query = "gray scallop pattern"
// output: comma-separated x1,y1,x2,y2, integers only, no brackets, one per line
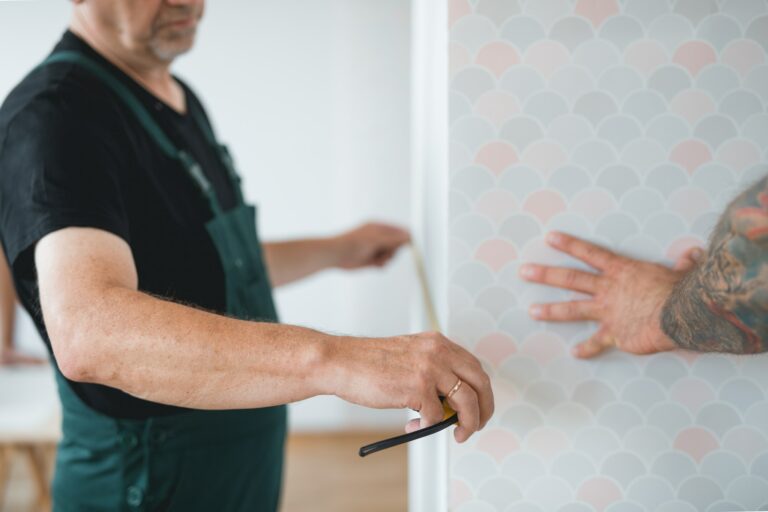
448,0,768,511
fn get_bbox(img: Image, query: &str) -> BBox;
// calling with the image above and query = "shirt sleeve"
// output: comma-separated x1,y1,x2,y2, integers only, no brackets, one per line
0,94,131,278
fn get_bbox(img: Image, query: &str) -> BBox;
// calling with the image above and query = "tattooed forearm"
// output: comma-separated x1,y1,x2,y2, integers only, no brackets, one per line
661,175,768,354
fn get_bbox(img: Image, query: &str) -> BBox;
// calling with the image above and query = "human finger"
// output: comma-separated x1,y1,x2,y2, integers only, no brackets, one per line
416,390,446,430
519,264,600,294
404,418,421,433
445,377,480,443
546,232,618,271
372,248,396,267
373,223,411,247
439,339,494,430
572,334,615,359
529,300,599,322
673,246,704,272
455,360,494,430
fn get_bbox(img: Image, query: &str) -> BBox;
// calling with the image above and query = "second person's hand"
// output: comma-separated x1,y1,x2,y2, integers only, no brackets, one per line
518,232,704,358
332,222,411,270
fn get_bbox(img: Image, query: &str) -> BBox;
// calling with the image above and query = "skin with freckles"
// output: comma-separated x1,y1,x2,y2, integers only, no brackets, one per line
519,175,768,357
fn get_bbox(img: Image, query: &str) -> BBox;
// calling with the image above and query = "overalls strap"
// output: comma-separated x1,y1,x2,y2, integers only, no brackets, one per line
37,51,229,214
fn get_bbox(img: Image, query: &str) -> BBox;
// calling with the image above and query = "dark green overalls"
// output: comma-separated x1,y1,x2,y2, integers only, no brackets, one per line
39,52,287,511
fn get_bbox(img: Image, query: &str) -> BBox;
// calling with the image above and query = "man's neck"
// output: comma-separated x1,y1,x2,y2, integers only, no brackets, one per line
68,22,186,114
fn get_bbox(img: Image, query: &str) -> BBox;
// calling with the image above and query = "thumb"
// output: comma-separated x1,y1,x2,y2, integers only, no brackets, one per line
573,332,614,359
417,395,446,430
404,418,421,433
673,247,704,272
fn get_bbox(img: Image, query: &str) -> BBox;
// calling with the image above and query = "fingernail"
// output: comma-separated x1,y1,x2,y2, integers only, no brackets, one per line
571,346,581,357
546,232,562,245
519,265,534,278
529,305,542,319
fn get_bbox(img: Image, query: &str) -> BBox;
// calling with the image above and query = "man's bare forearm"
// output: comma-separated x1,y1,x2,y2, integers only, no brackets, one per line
262,238,340,287
53,286,341,410
661,175,768,354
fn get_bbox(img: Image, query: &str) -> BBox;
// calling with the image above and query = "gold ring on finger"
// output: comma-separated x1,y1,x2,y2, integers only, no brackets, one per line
446,379,463,400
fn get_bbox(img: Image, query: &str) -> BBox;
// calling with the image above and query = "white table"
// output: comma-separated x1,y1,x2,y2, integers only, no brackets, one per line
0,364,61,510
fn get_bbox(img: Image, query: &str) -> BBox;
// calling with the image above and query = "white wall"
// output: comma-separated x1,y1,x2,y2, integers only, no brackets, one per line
0,0,412,431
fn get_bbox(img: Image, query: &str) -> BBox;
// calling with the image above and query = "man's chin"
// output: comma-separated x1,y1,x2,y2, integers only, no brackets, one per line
149,37,195,62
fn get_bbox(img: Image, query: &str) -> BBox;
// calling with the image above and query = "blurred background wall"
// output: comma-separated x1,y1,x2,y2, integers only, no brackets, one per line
0,0,412,432
447,1,768,511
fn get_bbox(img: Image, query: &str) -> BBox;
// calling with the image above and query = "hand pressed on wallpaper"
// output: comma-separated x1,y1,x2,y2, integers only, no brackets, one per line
519,176,768,357
518,232,691,358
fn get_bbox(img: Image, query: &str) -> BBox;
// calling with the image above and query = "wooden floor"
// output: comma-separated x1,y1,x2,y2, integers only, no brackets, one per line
1,432,407,512
283,432,407,512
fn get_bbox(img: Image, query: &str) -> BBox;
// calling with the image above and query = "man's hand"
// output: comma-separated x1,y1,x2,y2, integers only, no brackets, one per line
518,232,701,358
263,222,410,287
0,346,45,366
332,223,410,270
327,331,494,443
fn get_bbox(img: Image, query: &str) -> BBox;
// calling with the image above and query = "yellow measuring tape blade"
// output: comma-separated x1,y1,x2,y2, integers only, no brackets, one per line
410,242,458,421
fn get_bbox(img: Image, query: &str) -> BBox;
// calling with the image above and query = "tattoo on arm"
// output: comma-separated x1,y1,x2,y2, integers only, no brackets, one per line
661,175,768,354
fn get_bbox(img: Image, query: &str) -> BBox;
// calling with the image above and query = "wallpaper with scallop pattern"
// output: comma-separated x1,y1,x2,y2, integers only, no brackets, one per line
447,1,768,511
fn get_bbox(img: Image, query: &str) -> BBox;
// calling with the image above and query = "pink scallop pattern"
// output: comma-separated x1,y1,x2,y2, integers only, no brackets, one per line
669,139,713,174
673,41,718,77
673,427,719,463
524,41,571,80
449,1,768,510
474,238,518,272
575,0,619,29
522,189,568,224
577,477,623,512
475,332,517,367
450,477,474,509
670,89,717,125
475,141,519,175
477,42,520,78
476,429,521,463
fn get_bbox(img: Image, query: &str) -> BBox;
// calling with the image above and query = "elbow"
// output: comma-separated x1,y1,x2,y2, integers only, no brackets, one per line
47,317,97,383
56,351,92,383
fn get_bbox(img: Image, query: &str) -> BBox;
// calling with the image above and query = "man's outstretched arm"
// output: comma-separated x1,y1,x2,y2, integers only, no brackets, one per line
262,223,410,287
661,175,768,354
36,227,492,441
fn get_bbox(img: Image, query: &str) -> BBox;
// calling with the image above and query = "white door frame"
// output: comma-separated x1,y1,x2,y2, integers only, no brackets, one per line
408,0,450,510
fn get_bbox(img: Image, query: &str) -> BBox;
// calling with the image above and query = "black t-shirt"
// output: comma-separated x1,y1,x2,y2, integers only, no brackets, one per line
0,31,241,419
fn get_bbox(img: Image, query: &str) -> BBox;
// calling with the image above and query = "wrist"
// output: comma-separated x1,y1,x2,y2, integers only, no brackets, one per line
653,299,678,352
326,234,351,270
311,333,353,397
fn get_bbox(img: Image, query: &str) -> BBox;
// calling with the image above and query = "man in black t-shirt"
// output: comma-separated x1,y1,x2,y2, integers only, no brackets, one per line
0,1,494,510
